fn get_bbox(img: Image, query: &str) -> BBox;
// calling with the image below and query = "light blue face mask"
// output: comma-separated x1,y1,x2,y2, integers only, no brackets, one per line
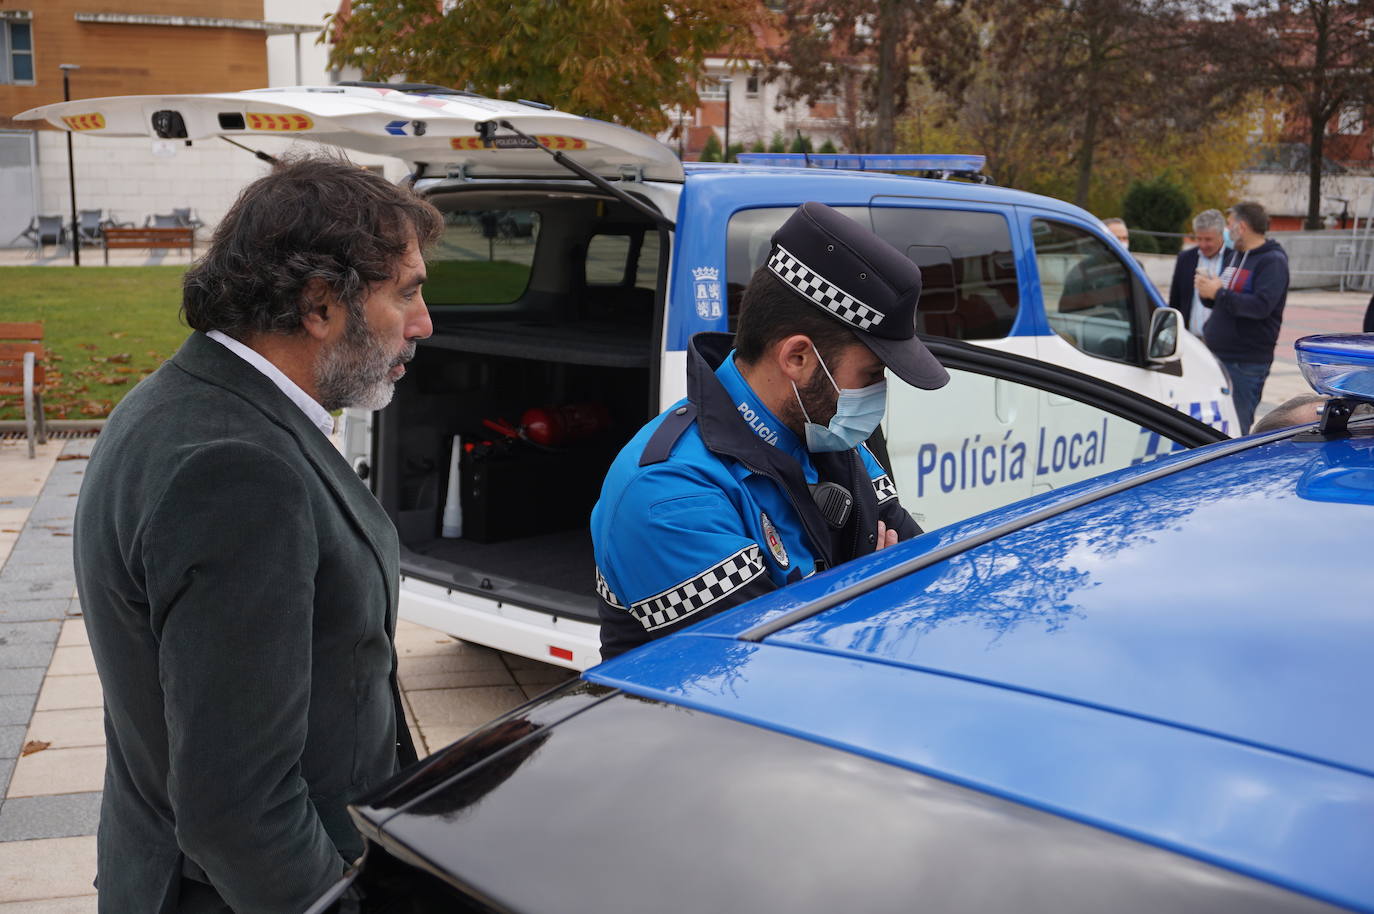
1223,227,1234,250
792,346,888,453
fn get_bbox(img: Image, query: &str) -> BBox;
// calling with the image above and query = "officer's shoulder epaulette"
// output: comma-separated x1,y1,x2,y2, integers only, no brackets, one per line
639,403,699,467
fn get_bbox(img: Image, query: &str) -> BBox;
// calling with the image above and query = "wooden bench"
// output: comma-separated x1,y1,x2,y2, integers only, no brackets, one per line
103,226,195,265
0,322,48,459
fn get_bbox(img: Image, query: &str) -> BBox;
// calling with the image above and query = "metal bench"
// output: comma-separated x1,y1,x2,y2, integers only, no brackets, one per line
0,322,48,458
103,226,195,264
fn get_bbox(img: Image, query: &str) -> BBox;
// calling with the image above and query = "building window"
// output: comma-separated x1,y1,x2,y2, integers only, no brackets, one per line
698,79,727,100
746,72,760,98
1336,103,1365,136
1,14,33,84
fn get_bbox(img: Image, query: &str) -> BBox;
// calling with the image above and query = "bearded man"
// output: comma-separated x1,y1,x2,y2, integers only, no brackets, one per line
73,155,441,913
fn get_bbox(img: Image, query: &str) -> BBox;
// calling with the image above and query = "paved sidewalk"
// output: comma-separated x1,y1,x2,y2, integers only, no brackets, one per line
0,435,570,910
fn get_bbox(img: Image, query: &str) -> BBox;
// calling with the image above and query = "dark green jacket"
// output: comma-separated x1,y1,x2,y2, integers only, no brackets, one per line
74,332,416,913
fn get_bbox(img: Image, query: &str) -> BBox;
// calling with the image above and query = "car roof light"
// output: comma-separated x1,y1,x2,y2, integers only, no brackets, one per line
734,152,988,181
1295,333,1374,401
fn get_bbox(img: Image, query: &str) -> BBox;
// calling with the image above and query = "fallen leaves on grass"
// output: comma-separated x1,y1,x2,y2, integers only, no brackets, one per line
77,343,98,351
21,740,50,757
91,353,132,364
95,375,129,386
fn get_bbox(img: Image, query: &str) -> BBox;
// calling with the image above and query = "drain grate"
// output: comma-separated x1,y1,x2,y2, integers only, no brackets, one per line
0,429,101,441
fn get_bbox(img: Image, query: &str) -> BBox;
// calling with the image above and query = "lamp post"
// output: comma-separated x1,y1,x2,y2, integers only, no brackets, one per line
59,63,80,266
721,77,733,163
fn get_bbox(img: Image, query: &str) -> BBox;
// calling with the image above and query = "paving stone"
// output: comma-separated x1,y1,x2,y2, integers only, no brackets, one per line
0,695,36,726
399,650,513,677
405,686,527,728
0,835,98,902
0,497,37,509
0,644,59,670
0,793,102,841
0,669,43,696
7,746,106,797
0,895,98,912
0,758,14,797
0,601,71,624
0,621,60,647
45,647,96,678
0,580,64,601
34,676,102,712
0,726,25,759
0,563,76,584
399,668,517,691
55,621,88,648
26,708,104,751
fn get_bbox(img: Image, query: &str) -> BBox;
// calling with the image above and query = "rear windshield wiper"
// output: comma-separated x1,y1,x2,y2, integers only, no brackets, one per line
475,119,675,232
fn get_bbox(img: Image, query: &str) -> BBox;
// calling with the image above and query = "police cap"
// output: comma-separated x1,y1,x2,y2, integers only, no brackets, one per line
768,201,949,390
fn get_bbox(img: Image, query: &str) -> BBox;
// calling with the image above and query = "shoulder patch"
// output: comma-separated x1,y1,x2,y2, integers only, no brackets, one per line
873,474,897,504
760,511,789,568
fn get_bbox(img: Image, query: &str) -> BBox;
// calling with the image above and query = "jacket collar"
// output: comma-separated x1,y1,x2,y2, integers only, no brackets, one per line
687,332,844,566
170,331,398,618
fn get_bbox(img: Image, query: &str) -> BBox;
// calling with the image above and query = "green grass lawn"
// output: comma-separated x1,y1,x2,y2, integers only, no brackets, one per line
0,266,190,420
0,259,530,420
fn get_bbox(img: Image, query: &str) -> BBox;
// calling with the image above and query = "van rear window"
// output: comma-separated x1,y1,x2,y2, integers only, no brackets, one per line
424,209,541,305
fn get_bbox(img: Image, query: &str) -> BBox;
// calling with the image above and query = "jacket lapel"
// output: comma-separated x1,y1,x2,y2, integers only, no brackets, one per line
168,332,399,623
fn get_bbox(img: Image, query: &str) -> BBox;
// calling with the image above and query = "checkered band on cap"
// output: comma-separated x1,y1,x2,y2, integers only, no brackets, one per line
595,567,624,609
872,474,897,504
768,244,886,332
628,545,766,632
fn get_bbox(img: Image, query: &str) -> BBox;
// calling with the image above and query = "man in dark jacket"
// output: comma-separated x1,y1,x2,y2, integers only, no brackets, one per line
1168,209,1227,334
1195,201,1289,434
73,156,441,912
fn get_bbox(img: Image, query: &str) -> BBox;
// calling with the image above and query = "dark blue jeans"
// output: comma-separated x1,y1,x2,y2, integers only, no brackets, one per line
1223,359,1271,435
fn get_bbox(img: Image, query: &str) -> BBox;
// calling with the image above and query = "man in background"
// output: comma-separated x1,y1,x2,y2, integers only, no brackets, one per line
1195,201,1289,435
1104,217,1131,250
1168,209,1227,335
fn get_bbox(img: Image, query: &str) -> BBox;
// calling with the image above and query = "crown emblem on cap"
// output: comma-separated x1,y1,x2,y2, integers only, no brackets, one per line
692,266,720,282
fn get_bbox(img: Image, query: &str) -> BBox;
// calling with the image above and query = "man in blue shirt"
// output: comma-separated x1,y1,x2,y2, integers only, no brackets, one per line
592,202,949,659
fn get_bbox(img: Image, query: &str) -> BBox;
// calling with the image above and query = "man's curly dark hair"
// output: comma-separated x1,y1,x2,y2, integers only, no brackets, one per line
182,153,443,338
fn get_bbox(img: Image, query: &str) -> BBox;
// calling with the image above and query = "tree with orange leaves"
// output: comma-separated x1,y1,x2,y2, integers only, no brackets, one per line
327,0,764,134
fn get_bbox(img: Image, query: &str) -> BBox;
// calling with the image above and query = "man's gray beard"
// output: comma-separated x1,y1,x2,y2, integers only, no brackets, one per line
314,310,410,412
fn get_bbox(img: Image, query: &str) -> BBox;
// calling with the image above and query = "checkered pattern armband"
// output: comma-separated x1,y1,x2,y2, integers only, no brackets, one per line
628,545,766,632
595,567,624,609
768,244,885,331
873,474,897,504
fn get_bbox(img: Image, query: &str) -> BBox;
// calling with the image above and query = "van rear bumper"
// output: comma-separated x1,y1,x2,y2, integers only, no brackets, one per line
399,575,602,671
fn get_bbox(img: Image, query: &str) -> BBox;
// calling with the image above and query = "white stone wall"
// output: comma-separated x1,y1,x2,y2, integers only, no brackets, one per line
34,132,410,235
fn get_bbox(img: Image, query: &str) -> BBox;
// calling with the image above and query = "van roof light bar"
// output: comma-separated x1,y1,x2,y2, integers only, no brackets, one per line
734,152,990,183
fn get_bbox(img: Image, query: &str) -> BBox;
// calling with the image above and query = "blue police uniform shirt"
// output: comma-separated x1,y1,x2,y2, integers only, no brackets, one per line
591,344,906,659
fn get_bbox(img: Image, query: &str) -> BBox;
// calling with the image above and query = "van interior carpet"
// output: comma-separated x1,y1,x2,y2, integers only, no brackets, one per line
410,528,597,599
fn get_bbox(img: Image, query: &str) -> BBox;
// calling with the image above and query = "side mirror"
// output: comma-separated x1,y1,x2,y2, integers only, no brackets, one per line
1148,307,1182,363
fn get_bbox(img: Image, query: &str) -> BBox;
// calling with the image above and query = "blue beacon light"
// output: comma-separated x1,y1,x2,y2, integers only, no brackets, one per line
1294,333,1374,437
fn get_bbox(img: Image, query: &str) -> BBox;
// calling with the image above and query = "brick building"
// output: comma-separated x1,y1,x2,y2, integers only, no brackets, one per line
0,0,399,250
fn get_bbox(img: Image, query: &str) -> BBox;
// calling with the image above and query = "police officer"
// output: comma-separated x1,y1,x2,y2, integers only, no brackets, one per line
591,202,949,659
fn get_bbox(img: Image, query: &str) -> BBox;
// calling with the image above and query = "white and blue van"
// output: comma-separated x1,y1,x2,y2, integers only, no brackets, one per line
23,85,1234,667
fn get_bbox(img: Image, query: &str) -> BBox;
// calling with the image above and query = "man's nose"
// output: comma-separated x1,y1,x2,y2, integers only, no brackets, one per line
407,294,433,341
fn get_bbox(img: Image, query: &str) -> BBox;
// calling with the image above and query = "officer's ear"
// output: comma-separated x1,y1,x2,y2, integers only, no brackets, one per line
776,334,816,383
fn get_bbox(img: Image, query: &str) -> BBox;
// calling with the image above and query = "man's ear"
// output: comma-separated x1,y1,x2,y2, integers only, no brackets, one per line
775,334,815,384
299,278,336,342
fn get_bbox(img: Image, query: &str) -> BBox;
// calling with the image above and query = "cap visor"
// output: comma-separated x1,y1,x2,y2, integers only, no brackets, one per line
860,334,949,390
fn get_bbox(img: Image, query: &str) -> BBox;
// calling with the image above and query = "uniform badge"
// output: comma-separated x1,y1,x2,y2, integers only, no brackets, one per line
760,512,789,568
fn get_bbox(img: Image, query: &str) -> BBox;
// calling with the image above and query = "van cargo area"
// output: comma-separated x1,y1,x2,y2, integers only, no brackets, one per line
371,187,664,625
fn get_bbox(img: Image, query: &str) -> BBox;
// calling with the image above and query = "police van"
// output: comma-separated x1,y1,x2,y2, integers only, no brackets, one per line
23,84,1235,668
